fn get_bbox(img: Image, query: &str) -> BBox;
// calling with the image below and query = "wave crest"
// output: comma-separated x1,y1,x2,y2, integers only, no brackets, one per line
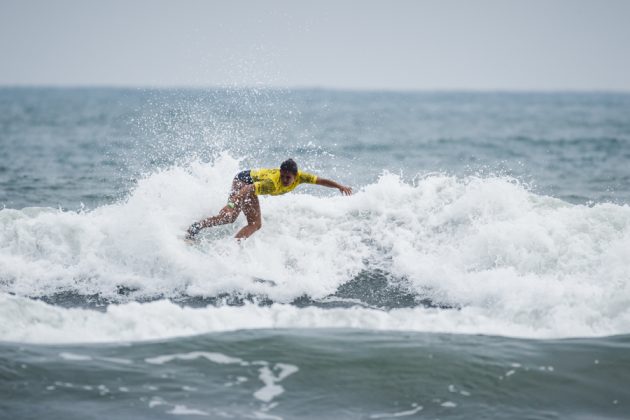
1,154,630,338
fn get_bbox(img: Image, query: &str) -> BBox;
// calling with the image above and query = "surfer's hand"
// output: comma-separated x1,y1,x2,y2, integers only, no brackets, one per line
339,185,353,196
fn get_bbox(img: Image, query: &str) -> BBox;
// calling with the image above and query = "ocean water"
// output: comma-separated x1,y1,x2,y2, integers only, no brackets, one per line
1,87,630,419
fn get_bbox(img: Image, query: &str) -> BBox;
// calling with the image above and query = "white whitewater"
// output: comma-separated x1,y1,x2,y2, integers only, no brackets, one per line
1,154,629,342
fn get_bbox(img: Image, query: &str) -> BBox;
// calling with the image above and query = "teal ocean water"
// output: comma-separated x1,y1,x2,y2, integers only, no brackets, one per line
1,88,630,419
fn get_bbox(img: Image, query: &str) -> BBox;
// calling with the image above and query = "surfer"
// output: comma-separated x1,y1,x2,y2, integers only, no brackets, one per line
185,159,352,240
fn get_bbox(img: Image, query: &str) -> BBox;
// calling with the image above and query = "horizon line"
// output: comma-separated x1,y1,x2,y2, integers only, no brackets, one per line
1,83,629,95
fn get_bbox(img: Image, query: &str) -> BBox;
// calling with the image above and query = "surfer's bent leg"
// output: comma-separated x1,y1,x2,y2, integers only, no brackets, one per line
186,179,246,238
235,189,261,240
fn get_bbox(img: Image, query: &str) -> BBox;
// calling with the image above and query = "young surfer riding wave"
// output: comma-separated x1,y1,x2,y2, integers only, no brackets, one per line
186,159,352,240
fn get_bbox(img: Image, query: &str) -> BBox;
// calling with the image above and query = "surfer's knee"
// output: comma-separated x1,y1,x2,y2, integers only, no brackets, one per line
226,212,238,223
220,209,238,224
250,219,262,231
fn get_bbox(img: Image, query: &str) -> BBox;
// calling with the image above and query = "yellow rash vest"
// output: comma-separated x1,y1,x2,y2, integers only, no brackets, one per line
250,168,318,196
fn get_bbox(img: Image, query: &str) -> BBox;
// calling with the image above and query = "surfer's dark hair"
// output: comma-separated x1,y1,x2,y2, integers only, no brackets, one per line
280,158,298,175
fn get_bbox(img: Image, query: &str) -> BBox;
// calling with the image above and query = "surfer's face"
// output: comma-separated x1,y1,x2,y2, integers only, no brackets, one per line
280,170,296,187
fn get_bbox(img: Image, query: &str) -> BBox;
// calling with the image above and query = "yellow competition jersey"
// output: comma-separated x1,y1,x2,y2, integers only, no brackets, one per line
250,168,318,196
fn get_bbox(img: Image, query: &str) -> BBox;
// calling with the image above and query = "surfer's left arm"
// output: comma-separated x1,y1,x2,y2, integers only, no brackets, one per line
316,178,353,196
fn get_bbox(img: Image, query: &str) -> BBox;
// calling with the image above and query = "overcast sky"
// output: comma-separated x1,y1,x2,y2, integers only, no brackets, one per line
1,0,629,91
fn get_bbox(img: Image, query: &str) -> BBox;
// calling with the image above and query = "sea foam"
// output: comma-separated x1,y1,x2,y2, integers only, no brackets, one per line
1,154,629,341
1,293,629,343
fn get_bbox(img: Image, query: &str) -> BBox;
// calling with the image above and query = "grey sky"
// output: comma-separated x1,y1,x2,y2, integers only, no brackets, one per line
1,0,629,91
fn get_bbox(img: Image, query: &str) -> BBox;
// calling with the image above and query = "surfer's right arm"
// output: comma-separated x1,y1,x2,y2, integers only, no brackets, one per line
315,177,353,196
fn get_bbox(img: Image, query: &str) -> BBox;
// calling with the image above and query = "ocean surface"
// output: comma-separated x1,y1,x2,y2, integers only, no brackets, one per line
1,87,629,419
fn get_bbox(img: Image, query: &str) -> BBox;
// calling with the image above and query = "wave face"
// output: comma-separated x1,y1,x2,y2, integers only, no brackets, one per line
2,154,629,341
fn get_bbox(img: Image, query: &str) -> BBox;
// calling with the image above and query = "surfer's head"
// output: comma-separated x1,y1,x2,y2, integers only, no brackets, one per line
280,158,298,186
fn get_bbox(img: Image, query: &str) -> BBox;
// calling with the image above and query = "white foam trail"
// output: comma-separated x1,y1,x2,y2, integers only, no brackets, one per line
1,154,630,339
145,352,246,366
141,348,298,407
370,404,423,418
254,363,299,403
1,293,629,343
167,405,209,416
59,352,92,361
148,398,209,416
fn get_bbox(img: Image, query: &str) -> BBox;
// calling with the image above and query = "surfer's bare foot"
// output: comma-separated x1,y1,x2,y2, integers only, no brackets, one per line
186,222,203,238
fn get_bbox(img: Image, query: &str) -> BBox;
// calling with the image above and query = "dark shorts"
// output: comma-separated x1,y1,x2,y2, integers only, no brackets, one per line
235,170,253,184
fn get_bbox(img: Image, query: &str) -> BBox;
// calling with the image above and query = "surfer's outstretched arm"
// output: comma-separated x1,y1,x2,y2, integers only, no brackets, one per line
316,178,353,196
